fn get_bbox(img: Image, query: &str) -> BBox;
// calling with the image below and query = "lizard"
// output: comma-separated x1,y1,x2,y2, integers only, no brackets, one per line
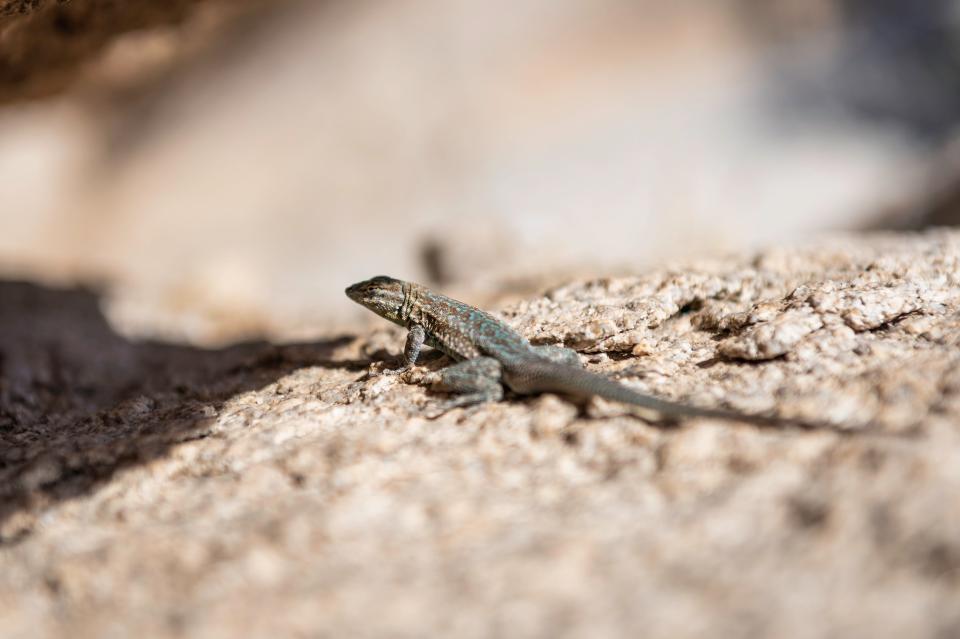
345,275,822,427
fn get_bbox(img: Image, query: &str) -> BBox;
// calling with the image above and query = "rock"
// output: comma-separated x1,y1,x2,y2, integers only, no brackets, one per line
2,231,960,638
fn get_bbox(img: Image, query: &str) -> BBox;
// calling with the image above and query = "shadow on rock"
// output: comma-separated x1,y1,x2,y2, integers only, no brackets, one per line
0,280,355,541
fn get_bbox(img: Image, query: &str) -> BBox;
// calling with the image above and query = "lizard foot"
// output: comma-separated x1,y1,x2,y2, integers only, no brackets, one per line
424,394,494,419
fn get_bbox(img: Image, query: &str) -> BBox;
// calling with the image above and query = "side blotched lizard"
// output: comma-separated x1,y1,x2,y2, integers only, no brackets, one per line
346,275,818,427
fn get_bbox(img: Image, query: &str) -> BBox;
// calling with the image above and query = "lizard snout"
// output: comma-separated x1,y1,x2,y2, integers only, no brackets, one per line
345,282,364,301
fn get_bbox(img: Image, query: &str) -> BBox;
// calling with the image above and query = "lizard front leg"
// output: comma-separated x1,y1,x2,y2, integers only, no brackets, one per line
383,324,425,375
427,356,504,415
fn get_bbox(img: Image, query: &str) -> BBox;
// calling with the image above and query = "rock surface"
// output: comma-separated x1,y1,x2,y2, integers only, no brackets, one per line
2,231,960,638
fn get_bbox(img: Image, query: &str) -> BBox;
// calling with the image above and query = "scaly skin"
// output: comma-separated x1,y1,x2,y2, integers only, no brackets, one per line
345,275,821,427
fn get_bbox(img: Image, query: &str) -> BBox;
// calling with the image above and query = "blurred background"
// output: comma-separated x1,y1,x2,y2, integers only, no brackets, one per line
1,0,958,344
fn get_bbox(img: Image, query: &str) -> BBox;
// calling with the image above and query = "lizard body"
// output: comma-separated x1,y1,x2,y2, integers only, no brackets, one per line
345,275,810,426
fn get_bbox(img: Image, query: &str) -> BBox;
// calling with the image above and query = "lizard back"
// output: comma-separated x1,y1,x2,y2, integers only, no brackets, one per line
409,289,532,363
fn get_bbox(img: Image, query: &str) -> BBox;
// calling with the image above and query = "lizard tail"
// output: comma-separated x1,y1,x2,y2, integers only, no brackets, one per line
506,359,794,426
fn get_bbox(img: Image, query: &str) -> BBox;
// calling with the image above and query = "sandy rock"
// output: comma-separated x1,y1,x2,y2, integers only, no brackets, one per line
2,231,960,638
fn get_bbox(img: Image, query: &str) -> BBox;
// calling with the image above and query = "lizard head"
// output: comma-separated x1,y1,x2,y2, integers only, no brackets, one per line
345,275,409,324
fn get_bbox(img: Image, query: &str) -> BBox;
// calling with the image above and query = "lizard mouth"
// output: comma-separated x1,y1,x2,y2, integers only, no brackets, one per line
344,283,364,302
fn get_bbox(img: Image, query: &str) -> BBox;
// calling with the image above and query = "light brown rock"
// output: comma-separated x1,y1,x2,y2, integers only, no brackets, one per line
2,231,960,638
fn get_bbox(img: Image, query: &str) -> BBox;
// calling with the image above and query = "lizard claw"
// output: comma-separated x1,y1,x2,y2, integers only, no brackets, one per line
424,395,490,420
371,363,415,382
423,405,451,420
379,363,409,376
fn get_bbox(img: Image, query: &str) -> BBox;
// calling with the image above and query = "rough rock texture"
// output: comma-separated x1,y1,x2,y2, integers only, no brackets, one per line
3,231,960,638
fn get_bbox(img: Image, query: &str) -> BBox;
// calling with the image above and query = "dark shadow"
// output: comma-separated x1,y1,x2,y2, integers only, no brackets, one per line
0,280,364,541
866,177,960,230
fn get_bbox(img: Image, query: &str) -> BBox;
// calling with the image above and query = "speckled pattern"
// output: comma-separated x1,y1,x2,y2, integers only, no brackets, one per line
0,0,43,17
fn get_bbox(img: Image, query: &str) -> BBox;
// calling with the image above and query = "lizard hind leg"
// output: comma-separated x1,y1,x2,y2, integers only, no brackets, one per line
428,356,504,416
